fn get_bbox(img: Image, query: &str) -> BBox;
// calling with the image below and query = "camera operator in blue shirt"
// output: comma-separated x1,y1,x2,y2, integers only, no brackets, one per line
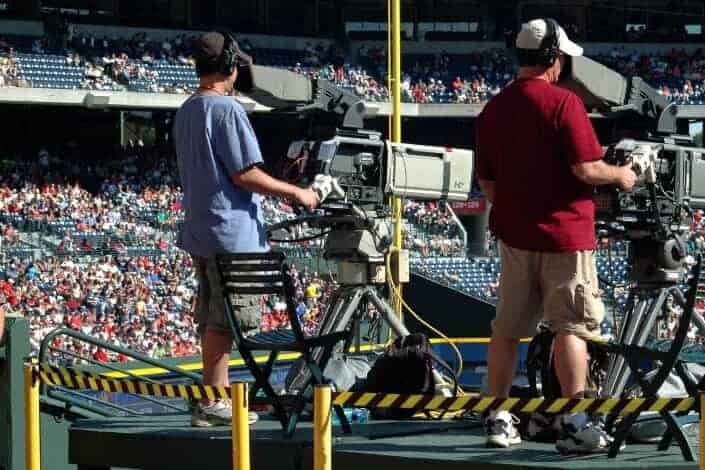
174,32,319,427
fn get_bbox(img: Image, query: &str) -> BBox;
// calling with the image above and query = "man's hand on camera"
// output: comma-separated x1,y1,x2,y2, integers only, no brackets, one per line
295,187,320,211
617,164,638,192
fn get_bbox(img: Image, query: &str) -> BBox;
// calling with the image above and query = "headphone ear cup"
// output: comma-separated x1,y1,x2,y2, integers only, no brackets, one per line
542,19,559,67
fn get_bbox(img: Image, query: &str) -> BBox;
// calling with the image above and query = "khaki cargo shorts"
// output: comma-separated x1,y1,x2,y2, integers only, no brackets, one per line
492,241,605,340
193,257,261,336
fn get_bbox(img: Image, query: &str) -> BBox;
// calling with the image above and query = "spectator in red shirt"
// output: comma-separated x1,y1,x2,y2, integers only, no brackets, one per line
93,348,109,362
476,19,637,453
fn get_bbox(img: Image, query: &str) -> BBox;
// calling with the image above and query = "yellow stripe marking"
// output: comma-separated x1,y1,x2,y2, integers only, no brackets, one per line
497,398,519,411
61,369,74,388
546,398,569,414
333,392,352,406
472,397,496,412
87,377,98,391
165,385,176,398
152,384,162,397
675,398,695,412
353,393,377,408
522,398,544,413
570,398,595,414
114,380,123,393
216,386,228,399
138,382,149,396
648,398,670,412
596,398,620,414
125,381,136,394
378,394,400,408
75,375,86,389
178,384,189,399
401,395,423,409
447,396,472,411
426,395,449,410
621,398,645,415
190,386,202,400
51,371,62,385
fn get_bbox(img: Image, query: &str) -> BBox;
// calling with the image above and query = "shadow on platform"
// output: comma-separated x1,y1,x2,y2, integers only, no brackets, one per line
68,413,700,470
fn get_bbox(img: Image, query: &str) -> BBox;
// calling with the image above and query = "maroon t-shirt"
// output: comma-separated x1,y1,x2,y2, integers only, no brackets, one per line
475,78,603,252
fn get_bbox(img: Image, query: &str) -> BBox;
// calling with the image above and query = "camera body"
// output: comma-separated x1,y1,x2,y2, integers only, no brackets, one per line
596,136,705,239
284,129,474,207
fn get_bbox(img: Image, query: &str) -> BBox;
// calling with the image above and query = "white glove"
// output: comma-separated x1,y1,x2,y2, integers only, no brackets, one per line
310,174,345,203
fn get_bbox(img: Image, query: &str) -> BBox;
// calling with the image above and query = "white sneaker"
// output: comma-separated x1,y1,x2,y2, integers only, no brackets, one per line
485,411,522,448
556,414,620,454
191,399,259,427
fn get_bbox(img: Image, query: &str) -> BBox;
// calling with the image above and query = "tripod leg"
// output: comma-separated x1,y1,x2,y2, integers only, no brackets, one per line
364,287,409,337
660,411,696,461
604,296,648,396
609,413,638,458
605,290,666,397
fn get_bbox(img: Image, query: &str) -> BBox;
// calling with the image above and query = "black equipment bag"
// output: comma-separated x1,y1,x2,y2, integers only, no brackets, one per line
525,327,609,441
364,333,458,418
526,327,608,399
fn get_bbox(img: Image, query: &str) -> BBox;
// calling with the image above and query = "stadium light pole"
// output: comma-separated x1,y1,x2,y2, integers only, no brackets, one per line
389,0,404,320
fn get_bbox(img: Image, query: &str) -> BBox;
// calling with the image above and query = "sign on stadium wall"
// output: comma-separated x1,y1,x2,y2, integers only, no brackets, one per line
451,196,486,215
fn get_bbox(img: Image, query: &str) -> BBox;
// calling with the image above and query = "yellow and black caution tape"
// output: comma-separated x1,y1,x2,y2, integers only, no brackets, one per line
332,391,697,416
37,363,230,401
34,363,698,416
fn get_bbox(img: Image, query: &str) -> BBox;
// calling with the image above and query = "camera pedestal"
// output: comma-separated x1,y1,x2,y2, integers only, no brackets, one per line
595,243,702,460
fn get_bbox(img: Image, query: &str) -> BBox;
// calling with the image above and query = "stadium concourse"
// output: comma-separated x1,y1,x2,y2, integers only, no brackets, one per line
2,31,705,104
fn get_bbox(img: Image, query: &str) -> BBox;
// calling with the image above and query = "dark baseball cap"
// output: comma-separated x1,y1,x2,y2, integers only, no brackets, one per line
195,31,252,67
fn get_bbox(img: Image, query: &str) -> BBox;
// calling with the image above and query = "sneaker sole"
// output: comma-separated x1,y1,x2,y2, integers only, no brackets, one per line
191,414,259,428
486,435,522,448
556,440,625,454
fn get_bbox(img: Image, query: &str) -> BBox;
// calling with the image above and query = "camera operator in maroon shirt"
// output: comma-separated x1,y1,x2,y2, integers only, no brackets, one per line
476,19,637,453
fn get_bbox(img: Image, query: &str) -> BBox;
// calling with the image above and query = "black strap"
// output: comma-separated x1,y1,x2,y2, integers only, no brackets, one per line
425,347,459,397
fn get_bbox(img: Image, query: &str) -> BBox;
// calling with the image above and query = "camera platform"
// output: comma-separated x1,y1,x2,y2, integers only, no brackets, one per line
68,413,699,470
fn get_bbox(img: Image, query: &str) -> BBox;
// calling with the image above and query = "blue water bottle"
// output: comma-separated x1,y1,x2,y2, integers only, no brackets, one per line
332,407,370,425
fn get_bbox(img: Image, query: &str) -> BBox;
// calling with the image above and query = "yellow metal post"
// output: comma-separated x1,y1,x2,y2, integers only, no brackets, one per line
24,363,40,470
389,0,404,319
701,393,705,470
231,383,251,470
313,385,332,470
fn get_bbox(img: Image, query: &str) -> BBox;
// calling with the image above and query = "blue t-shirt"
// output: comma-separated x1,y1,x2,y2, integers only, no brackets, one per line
174,95,269,258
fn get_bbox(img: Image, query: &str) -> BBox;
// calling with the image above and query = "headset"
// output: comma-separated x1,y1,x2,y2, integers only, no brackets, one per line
216,31,238,76
537,18,560,68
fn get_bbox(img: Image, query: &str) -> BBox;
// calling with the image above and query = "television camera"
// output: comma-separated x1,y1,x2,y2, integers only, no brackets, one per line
545,57,705,459
234,63,473,393
561,57,703,284
235,63,473,281
237,64,474,208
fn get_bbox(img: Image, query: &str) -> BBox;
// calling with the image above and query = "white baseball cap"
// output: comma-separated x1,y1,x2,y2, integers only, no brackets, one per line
515,19,583,57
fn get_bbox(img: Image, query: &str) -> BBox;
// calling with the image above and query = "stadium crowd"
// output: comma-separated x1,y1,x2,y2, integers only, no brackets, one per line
2,29,705,105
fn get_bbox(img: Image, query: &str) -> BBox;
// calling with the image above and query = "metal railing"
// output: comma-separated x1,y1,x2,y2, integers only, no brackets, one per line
38,327,203,417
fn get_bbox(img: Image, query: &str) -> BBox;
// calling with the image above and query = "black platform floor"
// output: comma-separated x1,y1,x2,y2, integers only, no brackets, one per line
68,414,700,470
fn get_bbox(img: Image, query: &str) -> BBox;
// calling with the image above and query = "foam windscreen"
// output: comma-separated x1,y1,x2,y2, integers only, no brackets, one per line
558,56,628,112
235,64,313,109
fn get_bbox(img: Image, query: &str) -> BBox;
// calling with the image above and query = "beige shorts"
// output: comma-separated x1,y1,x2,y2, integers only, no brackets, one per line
193,257,261,336
492,241,605,340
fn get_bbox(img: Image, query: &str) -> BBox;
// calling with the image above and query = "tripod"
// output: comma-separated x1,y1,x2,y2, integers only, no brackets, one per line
276,211,413,394
598,238,701,459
